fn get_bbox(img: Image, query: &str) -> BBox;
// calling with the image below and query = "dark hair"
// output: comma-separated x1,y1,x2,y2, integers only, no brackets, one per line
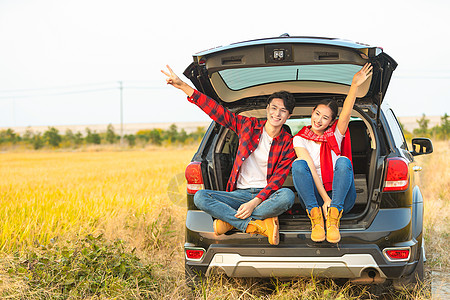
313,99,338,120
267,91,295,114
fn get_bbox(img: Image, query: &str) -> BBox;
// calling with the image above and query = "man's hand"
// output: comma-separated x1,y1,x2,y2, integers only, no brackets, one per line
161,65,194,96
322,195,332,218
235,197,262,219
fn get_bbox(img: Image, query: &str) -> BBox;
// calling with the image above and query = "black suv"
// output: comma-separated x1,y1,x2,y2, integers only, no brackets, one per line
182,36,433,288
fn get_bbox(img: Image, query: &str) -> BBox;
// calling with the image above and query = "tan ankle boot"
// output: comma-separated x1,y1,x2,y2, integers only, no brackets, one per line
326,207,343,243
213,219,234,235
307,207,325,242
246,217,279,245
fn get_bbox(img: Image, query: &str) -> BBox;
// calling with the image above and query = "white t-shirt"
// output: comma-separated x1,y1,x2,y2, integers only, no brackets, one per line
293,126,344,183
237,127,272,189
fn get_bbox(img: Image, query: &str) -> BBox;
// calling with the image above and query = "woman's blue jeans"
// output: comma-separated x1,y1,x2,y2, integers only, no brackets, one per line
194,188,295,232
291,157,356,214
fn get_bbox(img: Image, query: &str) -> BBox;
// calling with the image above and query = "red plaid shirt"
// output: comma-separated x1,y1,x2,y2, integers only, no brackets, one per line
188,90,295,201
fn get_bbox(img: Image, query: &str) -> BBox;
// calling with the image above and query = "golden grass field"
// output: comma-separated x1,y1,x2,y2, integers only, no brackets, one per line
0,141,448,299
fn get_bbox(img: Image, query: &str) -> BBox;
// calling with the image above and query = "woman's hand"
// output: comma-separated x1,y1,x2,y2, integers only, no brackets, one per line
352,63,373,87
321,195,332,218
235,197,262,219
337,62,373,135
161,65,194,96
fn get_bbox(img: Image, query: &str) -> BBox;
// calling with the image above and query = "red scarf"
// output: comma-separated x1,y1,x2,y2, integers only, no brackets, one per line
295,122,352,191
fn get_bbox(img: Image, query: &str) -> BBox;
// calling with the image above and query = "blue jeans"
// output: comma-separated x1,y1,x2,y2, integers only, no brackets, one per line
194,188,295,232
291,157,356,214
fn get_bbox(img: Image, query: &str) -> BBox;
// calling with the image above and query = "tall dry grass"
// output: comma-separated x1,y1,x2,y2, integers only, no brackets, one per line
0,148,192,253
0,141,447,299
1,147,193,298
415,140,450,271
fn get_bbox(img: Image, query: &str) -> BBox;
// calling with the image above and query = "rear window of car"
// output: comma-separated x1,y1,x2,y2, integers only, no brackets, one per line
217,64,362,91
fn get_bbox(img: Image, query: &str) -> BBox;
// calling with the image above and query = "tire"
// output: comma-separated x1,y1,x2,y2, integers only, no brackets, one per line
392,247,424,290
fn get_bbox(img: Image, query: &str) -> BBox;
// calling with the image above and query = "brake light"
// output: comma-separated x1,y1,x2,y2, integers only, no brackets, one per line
383,157,409,191
185,248,205,260
384,248,410,261
185,162,204,194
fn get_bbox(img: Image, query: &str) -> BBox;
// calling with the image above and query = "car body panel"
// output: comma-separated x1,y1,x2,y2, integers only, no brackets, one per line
194,36,378,57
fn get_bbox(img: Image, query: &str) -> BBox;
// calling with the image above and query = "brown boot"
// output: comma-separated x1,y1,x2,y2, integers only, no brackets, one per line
246,217,279,245
307,207,325,242
326,207,343,243
213,219,234,235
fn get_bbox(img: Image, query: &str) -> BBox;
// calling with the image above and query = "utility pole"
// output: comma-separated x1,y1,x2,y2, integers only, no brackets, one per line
119,81,123,145
12,97,16,127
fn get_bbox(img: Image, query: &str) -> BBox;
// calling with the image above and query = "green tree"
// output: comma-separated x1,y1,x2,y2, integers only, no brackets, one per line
106,124,117,144
124,134,136,147
136,130,150,143
22,128,34,143
65,129,83,147
149,129,162,145
32,133,44,150
43,127,62,147
166,124,178,143
74,132,83,145
440,113,449,139
178,128,188,143
190,126,206,141
85,128,101,145
0,128,18,144
413,114,430,136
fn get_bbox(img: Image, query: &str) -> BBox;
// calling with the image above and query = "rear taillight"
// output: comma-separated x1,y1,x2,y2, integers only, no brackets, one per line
185,248,205,261
383,247,411,261
383,157,409,191
185,162,204,194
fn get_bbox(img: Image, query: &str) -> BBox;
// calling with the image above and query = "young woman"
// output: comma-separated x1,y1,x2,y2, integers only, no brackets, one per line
292,63,372,243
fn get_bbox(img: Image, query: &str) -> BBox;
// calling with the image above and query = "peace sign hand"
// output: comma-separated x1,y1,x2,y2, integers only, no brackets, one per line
352,63,373,87
161,65,185,89
161,65,195,96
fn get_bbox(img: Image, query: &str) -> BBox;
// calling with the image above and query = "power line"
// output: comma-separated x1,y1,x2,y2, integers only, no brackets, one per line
0,81,116,93
0,82,164,100
0,87,117,99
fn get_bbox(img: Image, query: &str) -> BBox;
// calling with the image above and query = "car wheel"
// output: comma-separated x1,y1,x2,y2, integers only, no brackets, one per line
392,247,424,291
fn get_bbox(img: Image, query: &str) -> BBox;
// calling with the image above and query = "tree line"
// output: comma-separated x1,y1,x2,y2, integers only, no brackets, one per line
400,113,449,141
0,124,206,150
1,113,448,150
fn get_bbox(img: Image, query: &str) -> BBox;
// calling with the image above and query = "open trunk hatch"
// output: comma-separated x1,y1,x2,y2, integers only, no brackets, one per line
184,36,397,107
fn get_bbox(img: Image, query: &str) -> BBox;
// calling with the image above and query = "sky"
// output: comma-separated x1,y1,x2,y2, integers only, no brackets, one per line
0,0,449,128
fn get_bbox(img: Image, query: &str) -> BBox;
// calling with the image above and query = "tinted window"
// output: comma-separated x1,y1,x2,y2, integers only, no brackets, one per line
385,109,407,149
218,64,362,91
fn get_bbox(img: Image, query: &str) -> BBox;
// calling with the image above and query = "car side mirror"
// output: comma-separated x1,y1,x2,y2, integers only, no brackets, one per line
411,138,433,156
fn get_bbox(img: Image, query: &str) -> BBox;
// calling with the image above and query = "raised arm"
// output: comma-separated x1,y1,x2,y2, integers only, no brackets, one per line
161,65,195,97
337,63,373,135
162,65,246,133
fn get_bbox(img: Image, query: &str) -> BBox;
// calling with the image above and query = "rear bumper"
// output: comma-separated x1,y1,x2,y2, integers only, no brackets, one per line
185,244,419,280
206,253,384,278
185,207,422,280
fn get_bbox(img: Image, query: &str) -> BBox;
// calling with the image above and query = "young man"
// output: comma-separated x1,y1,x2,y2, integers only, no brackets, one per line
162,65,296,245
